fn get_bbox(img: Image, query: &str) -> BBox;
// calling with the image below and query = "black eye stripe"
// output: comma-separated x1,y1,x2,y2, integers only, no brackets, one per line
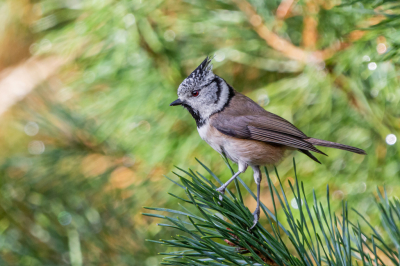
203,81,214,87
202,77,218,88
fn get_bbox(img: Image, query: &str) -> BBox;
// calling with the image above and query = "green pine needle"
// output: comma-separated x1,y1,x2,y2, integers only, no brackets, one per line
145,159,400,265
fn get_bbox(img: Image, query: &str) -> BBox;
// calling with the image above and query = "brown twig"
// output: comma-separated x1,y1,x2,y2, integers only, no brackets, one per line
0,56,68,117
302,0,319,49
233,0,384,64
276,0,295,19
224,228,279,265
233,0,326,63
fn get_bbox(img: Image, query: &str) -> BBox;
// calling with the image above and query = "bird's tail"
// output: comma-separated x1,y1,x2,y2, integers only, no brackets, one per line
306,138,366,155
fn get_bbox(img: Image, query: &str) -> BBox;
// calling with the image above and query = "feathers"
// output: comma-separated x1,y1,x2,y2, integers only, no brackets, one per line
210,92,326,155
210,92,365,163
248,126,326,155
211,116,326,156
211,93,307,138
306,138,367,155
299,149,321,164
188,56,213,80
198,121,287,166
178,56,215,97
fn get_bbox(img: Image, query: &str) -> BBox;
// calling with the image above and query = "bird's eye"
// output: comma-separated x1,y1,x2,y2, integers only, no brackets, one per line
192,90,199,97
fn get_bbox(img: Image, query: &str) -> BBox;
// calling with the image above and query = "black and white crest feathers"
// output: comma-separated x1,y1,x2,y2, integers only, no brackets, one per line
178,56,215,96
188,56,213,80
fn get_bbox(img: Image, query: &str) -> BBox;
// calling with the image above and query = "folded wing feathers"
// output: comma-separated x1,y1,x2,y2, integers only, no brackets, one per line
248,126,326,155
249,115,307,138
211,114,326,155
211,112,364,157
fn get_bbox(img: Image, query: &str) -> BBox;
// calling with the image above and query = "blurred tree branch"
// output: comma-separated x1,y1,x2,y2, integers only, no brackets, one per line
302,0,319,49
276,0,296,20
0,56,68,117
233,0,332,63
232,0,383,63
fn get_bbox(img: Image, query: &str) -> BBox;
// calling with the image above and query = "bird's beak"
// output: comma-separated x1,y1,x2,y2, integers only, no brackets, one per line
170,99,183,106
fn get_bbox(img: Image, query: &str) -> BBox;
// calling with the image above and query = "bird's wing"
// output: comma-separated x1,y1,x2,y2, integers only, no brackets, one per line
210,113,326,155
216,92,307,138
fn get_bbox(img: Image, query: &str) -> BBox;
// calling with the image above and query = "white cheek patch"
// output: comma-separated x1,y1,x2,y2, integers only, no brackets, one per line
196,77,230,119
216,81,229,111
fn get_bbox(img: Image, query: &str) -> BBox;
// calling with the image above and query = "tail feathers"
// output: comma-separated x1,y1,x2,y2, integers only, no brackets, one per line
306,138,366,155
299,149,321,164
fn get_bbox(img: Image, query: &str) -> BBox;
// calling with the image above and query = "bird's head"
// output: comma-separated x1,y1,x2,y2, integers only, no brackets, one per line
170,56,233,126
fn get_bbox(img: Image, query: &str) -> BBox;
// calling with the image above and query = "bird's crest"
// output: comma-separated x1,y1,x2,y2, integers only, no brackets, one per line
178,56,215,95
187,56,214,80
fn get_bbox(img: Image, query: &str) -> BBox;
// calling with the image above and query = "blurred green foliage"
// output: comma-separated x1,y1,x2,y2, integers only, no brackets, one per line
0,0,399,265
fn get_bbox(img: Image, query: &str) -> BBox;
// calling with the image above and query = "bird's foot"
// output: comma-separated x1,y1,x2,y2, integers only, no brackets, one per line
216,187,225,205
249,209,260,231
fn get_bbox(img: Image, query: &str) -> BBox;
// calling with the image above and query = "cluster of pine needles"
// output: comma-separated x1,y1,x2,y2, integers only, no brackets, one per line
144,158,400,265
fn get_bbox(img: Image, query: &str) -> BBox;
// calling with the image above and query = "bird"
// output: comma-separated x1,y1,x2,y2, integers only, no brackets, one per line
170,56,366,230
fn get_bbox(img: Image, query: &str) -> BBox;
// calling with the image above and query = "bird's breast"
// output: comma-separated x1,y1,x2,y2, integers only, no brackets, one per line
197,121,224,154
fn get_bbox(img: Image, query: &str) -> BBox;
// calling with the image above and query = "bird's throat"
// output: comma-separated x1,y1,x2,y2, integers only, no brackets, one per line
182,104,206,127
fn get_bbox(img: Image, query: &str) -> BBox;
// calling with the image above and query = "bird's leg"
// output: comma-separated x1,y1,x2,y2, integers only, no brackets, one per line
216,162,247,202
250,166,261,230
216,171,241,201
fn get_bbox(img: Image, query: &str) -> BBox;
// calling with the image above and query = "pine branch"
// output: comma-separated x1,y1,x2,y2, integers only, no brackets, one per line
233,0,400,63
145,159,399,265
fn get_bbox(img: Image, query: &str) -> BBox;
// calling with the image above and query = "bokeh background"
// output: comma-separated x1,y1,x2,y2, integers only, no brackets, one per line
0,0,399,265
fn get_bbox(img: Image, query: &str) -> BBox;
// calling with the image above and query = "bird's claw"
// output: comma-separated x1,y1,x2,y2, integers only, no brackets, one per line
249,209,260,231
